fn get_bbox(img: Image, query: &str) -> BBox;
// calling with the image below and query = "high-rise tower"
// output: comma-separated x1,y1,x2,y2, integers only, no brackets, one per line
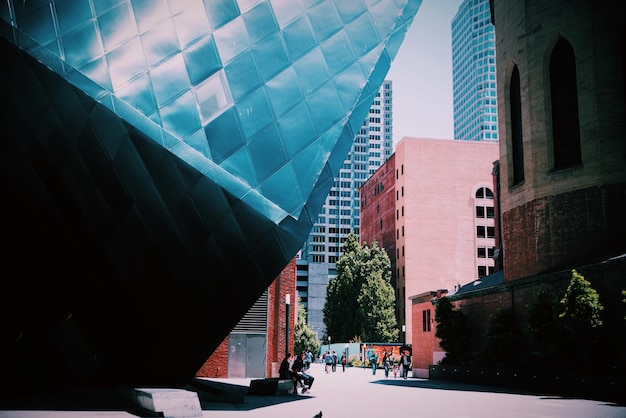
452,0,498,142
297,80,394,338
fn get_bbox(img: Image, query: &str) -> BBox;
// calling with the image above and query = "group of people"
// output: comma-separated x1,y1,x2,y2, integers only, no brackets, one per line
279,351,315,394
278,347,412,395
366,346,412,379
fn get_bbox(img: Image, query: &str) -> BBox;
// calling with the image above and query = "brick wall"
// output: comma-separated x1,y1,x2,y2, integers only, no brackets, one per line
503,184,626,281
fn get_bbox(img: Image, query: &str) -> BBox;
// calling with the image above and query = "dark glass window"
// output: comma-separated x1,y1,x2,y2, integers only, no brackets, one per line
550,38,582,169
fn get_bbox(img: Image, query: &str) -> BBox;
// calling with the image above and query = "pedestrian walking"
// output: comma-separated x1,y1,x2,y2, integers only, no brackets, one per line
400,349,412,379
340,352,347,372
324,350,333,373
331,350,338,372
382,351,391,378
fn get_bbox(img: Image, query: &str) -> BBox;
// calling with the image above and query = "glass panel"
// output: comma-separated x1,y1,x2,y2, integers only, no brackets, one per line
334,0,366,24
204,107,245,164
307,0,340,43
80,57,113,91
261,162,302,214
248,125,288,181
108,37,148,90
265,67,302,118
98,4,138,53
131,0,170,33
293,47,328,95
269,0,304,27
151,54,191,107
224,50,262,101
333,64,366,109
213,16,249,64
242,2,277,44
18,5,56,46
160,90,201,138
321,30,354,76
277,103,315,157
204,0,240,30
183,35,222,85
116,73,157,117
195,70,233,125
221,146,257,186
282,14,316,61
235,86,273,139
56,0,93,35
306,82,343,134
345,12,379,57
252,32,289,81
141,18,179,68
63,22,102,69
171,3,211,48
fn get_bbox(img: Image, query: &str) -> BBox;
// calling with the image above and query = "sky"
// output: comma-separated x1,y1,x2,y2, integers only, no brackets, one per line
386,0,463,144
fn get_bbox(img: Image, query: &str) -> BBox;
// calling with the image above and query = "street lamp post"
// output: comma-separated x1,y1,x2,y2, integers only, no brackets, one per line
345,343,349,367
328,335,331,353
285,294,291,355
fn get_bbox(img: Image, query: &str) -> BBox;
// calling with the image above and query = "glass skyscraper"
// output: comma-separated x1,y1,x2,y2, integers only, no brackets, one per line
0,0,420,388
297,80,393,338
452,0,498,142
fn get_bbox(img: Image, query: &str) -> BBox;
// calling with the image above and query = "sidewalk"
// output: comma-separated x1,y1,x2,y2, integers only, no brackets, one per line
1,362,625,417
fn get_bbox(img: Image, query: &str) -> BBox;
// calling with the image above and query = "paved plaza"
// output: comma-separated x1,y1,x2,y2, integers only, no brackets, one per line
1,362,624,418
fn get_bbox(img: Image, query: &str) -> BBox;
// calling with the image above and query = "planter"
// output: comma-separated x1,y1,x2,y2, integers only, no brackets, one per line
429,365,624,402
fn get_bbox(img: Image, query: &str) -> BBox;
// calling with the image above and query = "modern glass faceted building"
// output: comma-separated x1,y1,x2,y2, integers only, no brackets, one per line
0,0,420,388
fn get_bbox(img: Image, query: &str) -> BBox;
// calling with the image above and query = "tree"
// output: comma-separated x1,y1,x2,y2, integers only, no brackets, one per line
358,271,398,342
294,298,320,356
323,234,397,342
558,269,604,370
434,297,470,365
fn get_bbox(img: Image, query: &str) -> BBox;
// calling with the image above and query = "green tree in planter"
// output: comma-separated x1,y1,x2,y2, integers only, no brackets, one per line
434,297,470,365
478,307,525,368
558,269,604,371
294,298,320,356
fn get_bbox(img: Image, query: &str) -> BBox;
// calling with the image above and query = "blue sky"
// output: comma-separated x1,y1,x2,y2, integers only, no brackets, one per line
386,0,463,144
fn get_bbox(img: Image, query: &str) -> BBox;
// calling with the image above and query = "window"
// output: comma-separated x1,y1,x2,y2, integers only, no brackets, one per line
478,266,487,277
550,38,582,169
422,309,431,332
477,247,487,258
510,64,525,184
477,226,486,238
476,206,485,218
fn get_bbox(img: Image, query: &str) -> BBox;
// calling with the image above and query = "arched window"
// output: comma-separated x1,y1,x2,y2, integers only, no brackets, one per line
550,38,582,169
510,65,524,184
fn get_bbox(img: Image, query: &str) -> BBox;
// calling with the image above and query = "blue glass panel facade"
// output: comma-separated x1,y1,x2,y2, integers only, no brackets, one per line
0,0,420,388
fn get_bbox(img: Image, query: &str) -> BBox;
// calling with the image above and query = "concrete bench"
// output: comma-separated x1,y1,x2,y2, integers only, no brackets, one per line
248,378,295,395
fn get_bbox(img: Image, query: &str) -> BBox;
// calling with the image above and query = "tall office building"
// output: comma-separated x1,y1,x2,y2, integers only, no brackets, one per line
297,80,394,338
452,0,498,141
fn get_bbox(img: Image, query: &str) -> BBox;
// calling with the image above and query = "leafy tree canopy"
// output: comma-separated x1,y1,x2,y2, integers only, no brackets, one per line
294,297,320,356
323,233,397,342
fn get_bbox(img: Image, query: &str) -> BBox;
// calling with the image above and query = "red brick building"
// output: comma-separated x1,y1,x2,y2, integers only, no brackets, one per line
360,154,397,288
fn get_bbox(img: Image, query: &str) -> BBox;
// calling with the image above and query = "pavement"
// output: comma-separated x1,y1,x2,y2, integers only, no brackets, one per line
1,362,625,418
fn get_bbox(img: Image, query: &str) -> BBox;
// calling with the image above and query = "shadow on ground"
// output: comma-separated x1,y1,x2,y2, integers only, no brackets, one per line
0,380,311,416
370,378,626,406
